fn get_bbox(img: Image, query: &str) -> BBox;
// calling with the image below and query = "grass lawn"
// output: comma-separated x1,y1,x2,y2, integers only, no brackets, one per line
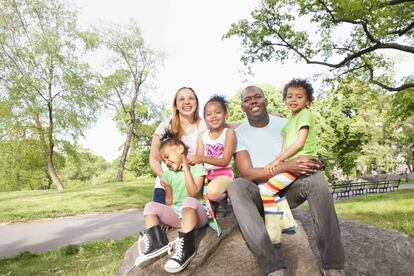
0,178,153,223
0,237,135,275
334,189,414,238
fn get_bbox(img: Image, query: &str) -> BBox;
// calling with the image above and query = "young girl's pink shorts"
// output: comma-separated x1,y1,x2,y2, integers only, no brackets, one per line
207,167,234,182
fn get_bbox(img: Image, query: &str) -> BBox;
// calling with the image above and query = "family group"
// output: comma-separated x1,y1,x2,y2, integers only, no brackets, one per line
134,79,344,276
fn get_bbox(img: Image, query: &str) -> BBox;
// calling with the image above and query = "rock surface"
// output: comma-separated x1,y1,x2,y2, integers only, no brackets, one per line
117,208,414,276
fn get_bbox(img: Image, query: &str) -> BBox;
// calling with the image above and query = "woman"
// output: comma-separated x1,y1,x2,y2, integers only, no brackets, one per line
149,87,207,204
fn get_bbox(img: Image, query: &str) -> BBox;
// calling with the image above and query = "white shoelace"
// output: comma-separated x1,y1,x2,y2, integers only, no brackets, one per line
137,232,150,256
168,237,184,260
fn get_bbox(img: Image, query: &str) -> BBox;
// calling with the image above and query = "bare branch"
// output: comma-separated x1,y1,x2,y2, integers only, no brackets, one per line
51,90,64,100
361,23,381,44
335,64,366,77
388,0,414,6
11,0,29,35
393,21,414,36
365,62,414,91
107,101,118,110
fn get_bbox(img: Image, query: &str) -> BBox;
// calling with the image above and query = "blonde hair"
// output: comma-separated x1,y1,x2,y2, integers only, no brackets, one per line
171,87,200,137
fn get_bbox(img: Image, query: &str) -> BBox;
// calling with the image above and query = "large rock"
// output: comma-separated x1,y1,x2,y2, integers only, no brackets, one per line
118,208,414,276
295,209,414,276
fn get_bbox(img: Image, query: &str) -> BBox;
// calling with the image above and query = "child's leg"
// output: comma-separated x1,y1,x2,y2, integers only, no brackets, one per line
262,172,297,196
206,176,232,201
136,201,180,267
260,172,297,244
181,197,209,231
143,201,181,228
164,197,208,273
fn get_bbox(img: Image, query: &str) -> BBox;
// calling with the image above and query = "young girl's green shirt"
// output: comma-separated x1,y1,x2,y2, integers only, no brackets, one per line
161,164,206,207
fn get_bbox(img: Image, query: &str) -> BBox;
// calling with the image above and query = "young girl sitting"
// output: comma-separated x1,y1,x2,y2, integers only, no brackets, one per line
261,78,317,245
135,130,208,273
189,95,236,203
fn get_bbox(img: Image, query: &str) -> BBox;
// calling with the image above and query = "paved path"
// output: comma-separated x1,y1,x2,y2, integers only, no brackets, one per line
1,184,412,260
0,209,144,259
400,183,414,189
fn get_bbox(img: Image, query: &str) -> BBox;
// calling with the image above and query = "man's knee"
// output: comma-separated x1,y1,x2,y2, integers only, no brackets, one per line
307,173,330,194
228,178,247,196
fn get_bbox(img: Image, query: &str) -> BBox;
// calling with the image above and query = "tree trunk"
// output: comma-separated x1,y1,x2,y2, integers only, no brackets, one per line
48,158,64,191
46,66,64,191
116,122,135,182
116,79,141,182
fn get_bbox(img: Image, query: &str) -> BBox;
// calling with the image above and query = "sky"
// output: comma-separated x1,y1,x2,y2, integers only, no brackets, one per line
75,0,413,161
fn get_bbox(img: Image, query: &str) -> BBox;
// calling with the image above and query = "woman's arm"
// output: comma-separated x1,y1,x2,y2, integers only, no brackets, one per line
198,128,236,167
163,181,173,206
149,134,163,177
188,136,205,165
195,135,204,157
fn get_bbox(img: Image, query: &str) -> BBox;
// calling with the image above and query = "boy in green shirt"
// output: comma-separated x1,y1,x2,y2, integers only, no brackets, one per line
260,78,317,245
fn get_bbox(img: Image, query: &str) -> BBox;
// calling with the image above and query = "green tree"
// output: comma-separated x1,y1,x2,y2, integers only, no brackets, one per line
225,0,414,92
315,77,402,178
0,138,49,191
0,0,102,190
391,115,414,172
60,145,109,187
228,83,289,122
97,20,163,182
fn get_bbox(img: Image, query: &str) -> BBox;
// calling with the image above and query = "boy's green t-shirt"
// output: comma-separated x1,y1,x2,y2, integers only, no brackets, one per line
281,108,317,160
161,164,206,207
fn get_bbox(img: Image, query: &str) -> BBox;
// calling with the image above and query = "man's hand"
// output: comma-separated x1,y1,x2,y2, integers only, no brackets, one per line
285,156,322,176
188,155,204,166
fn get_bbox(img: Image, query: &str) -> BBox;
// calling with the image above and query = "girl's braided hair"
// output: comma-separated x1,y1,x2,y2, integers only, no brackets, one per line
159,129,189,156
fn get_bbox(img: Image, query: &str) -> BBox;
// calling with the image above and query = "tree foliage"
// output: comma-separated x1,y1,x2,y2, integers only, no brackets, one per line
60,146,109,187
228,83,289,122
225,0,414,93
0,0,103,190
316,77,413,178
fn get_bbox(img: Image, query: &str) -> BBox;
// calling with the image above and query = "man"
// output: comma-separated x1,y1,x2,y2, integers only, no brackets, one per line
228,85,345,276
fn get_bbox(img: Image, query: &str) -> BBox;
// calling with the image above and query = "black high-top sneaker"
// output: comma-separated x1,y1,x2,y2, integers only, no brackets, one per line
135,224,169,267
164,229,196,273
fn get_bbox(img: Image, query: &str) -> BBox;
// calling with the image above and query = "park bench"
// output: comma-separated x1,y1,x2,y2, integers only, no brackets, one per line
364,181,377,194
349,182,368,196
330,179,400,199
331,183,351,199
386,179,400,191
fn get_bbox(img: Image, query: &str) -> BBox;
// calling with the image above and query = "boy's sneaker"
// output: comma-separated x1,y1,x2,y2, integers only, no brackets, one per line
276,197,297,233
164,229,196,273
134,225,169,267
264,211,283,245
